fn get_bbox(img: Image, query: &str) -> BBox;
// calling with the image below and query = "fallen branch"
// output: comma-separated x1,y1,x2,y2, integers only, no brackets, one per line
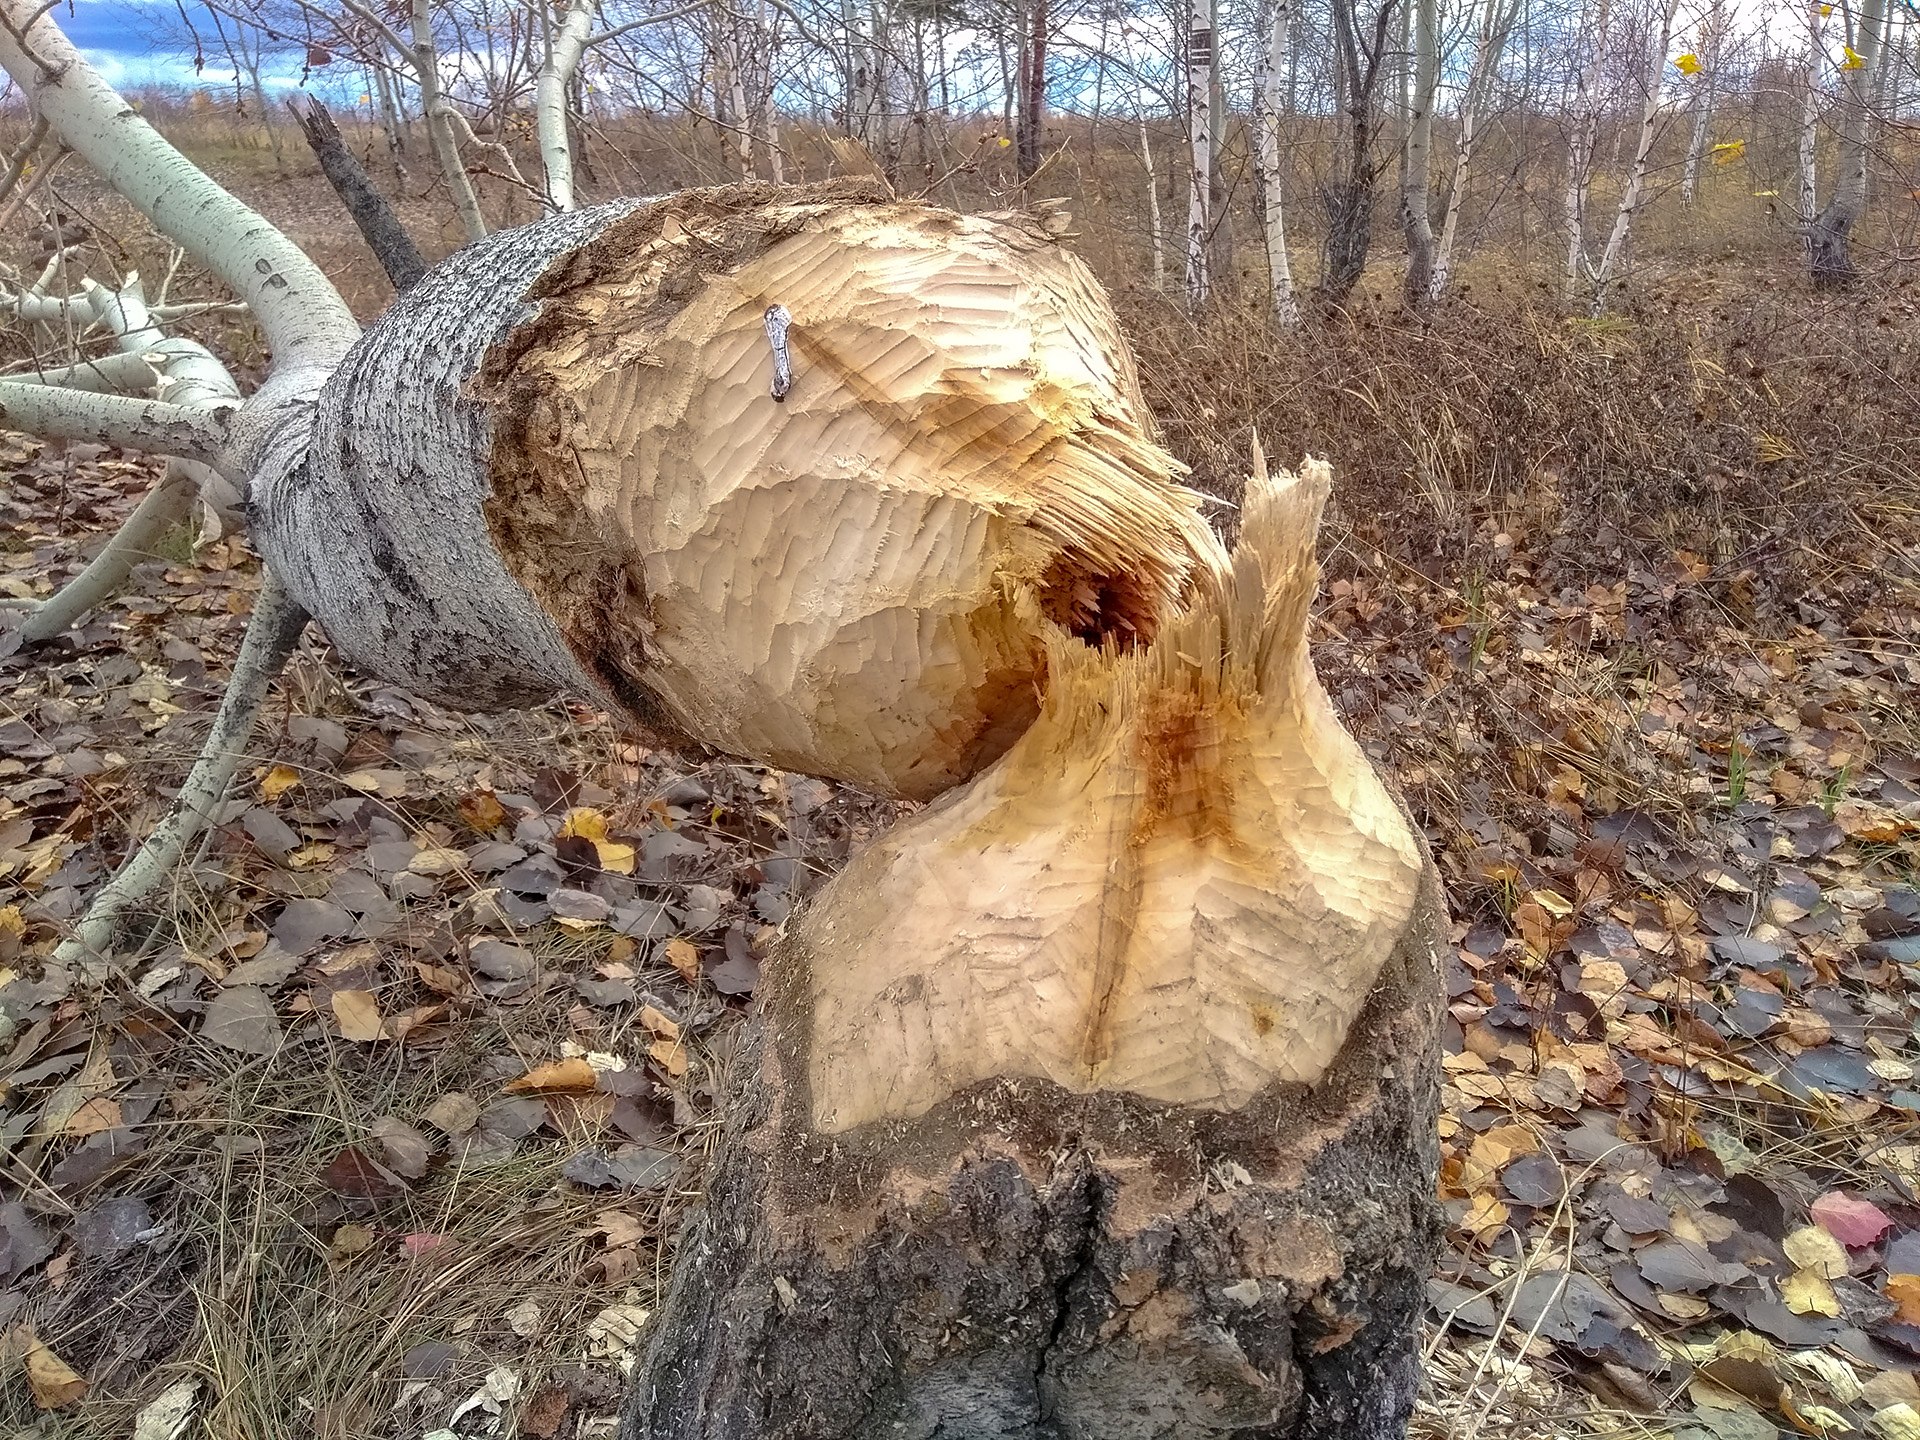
288,94,427,293
0,381,234,466
51,572,308,972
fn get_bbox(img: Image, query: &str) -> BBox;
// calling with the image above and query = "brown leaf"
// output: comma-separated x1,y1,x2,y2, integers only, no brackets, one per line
368,1116,433,1179
331,990,387,1043
320,1145,407,1200
665,937,700,984
502,1058,599,1095
16,1327,87,1409
458,789,509,832
520,1384,571,1438
201,985,285,1055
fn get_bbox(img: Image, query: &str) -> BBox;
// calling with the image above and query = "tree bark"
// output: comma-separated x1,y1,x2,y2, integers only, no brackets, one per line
290,95,428,293
1319,0,1397,304
1808,0,1887,286
1399,0,1437,306
1185,0,1214,308
626,460,1445,1440
1257,0,1299,326
253,182,1219,798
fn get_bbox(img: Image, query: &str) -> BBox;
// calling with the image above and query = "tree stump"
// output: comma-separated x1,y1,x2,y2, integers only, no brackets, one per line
626,462,1446,1440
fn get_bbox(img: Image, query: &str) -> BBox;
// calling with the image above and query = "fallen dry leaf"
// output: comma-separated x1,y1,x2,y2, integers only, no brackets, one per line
503,1058,600,1094
1809,1189,1893,1249
6,1326,87,1409
1782,1225,1850,1279
331,989,387,1043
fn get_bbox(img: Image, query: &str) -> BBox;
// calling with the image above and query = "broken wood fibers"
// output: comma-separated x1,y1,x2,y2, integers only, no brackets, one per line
479,180,1220,801
628,461,1444,1440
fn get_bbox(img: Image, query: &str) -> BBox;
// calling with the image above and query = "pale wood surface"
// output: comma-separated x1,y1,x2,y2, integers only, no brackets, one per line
799,459,1425,1131
483,190,1219,799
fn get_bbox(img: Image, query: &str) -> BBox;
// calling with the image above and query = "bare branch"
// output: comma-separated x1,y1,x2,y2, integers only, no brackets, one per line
0,380,235,467
0,0,358,382
52,573,307,971
288,94,427,293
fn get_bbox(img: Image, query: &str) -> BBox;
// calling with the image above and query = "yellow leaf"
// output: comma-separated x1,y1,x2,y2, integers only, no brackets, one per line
259,763,301,800
331,989,387,1043
1459,1192,1509,1241
6,1327,87,1410
503,1057,600,1094
998,136,1012,147
1676,51,1703,74
1782,1266,1841,1316
595,840,636,875
558,807,610,843
1461,1123,1539,1193
1841,44,1866,69
1711,139,1746,165
1783,1225,1849,1279
458,789,508,832
1819,4,1833,13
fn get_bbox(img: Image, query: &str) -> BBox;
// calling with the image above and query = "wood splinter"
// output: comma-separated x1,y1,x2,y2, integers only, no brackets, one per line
627,454,1446,1440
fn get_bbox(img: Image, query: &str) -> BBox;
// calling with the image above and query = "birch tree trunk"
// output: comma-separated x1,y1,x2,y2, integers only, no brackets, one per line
412,0,490,242
1563,0,1610,291
537,0,598,211
1399,0,1438,305
1679,2,1725,206
1428,0,1519,302
1186,0,1214,308
1257,0,1300,326
1808,0,1888,285
1799,0,1822,238
1139,113,1167,291
1589,0,1679,309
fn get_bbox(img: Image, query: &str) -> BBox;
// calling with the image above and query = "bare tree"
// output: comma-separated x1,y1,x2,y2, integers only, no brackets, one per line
1585,0,1680,308
1186,0,1214,306
1257,0,1301,324
1808,0,1889,284
1321,0,1402,303
1399,0,1438,304
1427,0,1522,301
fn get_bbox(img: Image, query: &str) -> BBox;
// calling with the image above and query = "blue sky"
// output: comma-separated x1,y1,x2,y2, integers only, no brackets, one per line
54,0,312,93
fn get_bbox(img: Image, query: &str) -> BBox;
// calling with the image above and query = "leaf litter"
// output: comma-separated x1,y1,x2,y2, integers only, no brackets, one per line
0,402,1918,1440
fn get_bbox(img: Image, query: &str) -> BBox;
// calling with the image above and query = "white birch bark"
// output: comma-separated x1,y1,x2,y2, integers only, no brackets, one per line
412,0,490,242
1564,0,1611,289
1590,0,1680,308
1399,0,1438,305
1799,0,1824,232
1185,0,1213,308
1428,0,1519,302
1139,114,1166,292
1679,1,1725,205
537,0,598,212
1256,0,1299,326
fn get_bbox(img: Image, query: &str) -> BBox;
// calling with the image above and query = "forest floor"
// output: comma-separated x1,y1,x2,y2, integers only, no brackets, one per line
2,157,1920,1440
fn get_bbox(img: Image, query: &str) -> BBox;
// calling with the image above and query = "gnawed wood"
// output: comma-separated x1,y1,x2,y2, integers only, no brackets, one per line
476,182,1219,798
627,461,1446,1440
802,460,1422,1131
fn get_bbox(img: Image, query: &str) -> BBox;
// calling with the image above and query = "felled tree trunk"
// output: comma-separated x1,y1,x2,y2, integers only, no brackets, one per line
627,462,1445,1440
254,181,1218,801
